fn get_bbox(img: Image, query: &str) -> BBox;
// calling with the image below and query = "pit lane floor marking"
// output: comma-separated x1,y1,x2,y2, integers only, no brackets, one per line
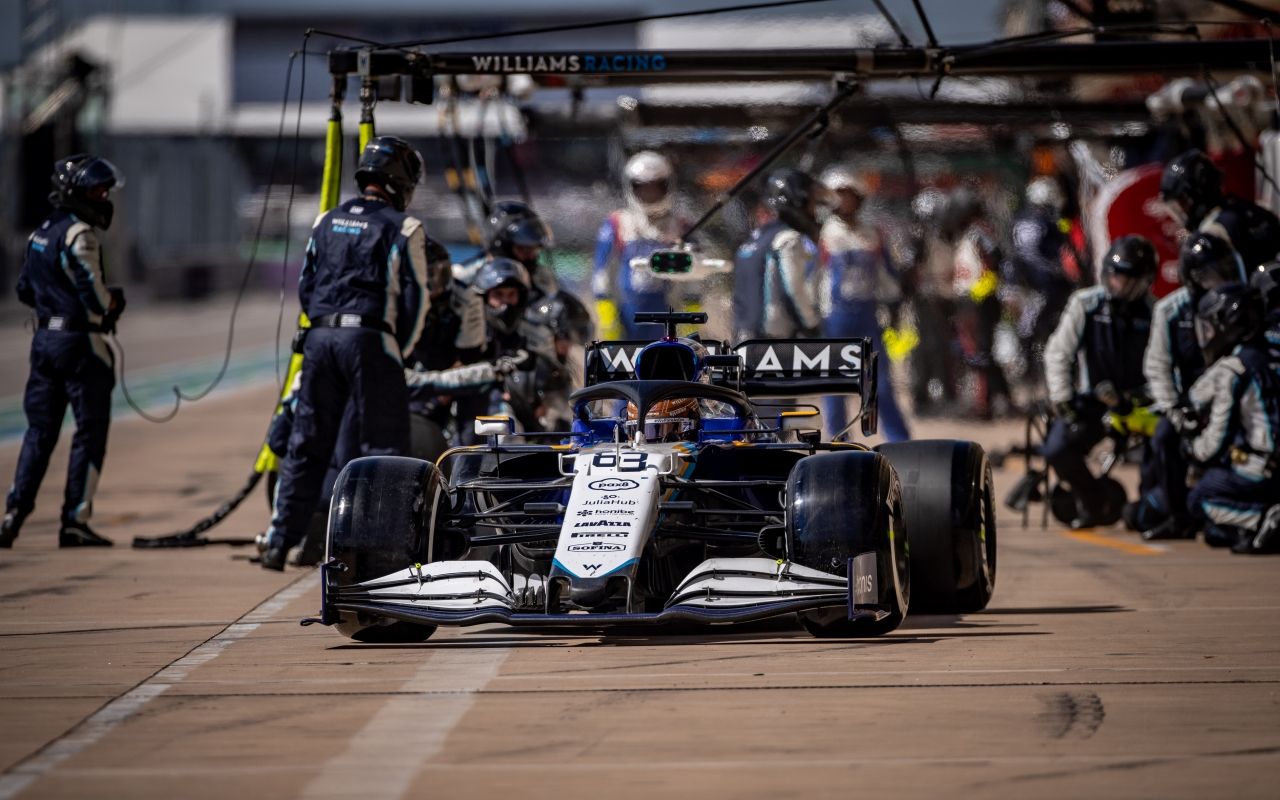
299,642,512,800
0,570,318,800
1059,529,1167,556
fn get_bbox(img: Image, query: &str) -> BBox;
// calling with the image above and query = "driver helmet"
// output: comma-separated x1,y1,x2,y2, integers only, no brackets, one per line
625,397,699,443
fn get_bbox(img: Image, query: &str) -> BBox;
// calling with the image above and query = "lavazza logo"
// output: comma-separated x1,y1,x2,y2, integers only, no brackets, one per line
588,478,639,492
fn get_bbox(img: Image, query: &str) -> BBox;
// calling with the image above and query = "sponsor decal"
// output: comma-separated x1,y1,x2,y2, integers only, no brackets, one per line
574,520,628,528
852,552,878,605
468,54,668,74
570,531,629,538
588,478,639,491
581,498,637,506
583,563,602,574
568,542,626,552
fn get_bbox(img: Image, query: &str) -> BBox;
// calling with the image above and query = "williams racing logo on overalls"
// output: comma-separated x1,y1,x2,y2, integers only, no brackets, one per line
468,53,669,73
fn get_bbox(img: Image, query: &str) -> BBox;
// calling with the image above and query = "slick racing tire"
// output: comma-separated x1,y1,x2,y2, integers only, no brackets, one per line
878,440,996,614
327,456,449,643
788,451,909,637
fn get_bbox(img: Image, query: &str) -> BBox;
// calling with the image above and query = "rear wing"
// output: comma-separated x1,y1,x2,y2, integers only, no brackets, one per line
585,337,875,397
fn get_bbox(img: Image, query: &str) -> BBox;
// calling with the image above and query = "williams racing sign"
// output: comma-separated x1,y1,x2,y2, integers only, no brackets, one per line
467,53,669,74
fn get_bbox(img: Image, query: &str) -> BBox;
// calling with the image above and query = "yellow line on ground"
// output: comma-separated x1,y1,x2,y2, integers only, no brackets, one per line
1060,529,1166,556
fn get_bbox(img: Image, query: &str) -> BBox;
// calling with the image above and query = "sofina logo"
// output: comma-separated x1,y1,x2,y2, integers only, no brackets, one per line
568,542,626,552
588,478,639,491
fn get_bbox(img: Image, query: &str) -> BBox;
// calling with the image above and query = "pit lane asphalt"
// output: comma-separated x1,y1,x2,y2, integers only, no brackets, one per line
1,381,1277,799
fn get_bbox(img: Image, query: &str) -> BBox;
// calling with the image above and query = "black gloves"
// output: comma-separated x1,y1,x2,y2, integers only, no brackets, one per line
494,349,532,376
1166,404,1201,435
102,287,127,334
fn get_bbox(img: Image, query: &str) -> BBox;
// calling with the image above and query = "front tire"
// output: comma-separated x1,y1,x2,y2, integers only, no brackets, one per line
327,456,450,642
787,451,909,637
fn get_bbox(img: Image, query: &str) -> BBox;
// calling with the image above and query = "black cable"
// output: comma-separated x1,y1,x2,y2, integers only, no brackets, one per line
870,0,913,47
275,33,309,391
383,0,838,49
910,0,939,49
108,50,300,423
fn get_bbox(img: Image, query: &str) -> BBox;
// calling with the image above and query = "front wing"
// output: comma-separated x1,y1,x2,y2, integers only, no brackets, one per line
304,556,889,630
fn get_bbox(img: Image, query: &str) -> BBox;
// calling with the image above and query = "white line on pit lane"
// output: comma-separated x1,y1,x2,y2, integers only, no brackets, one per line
299,641,512,800
0,571,318,800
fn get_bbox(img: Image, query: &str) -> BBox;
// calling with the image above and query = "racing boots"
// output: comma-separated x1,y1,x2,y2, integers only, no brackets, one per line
1232,506,1280,555
59,520,114,547
0,509,26,548
260,543,289,571
1141,517,1197,542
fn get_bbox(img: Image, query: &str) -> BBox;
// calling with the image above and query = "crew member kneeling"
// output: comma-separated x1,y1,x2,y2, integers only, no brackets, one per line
1043,235,1156,529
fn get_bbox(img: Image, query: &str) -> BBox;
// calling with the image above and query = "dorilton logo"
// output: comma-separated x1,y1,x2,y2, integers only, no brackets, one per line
588,478,639,491
568,542,626,552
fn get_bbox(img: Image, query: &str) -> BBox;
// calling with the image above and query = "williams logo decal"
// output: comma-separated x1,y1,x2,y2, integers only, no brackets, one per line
588,478,639,492
568,542,626,552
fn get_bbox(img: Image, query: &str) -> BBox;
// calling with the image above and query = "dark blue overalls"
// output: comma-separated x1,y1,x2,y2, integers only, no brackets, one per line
8,209,116,527
265,198,428,550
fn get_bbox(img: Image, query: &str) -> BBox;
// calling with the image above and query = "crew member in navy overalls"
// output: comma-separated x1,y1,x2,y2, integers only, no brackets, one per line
1182,283,1280,554
733,168,823,344
1043,235,1156,529
259,136,429,570
1135,233,1244,539
593,151,685,340
2,155,126,548
818,166,909,442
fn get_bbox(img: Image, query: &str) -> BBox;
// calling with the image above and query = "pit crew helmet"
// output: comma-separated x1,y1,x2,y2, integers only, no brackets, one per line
1179,232,1246,305
1101,234,1157,303
355,136,424,212
820,166,868,197
1160,149,1223,228
50,154,125,230
487,200,553,269
1195,282,1264,364
765,168,825,240
624,151,675,218
1250,260,1280,314
425,235,453,296
1026,176,1066,215
473,257,531,335
529,291,594,346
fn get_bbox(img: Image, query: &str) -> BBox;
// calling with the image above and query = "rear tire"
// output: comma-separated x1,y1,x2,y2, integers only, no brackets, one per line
787,451,909,637
327,456,450,642
878,440,996,614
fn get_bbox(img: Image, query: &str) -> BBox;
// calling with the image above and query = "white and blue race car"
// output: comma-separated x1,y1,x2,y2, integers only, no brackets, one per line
305,312,996,641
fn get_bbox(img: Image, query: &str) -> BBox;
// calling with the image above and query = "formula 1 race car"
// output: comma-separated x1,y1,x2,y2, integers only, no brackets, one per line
305,311,996,641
